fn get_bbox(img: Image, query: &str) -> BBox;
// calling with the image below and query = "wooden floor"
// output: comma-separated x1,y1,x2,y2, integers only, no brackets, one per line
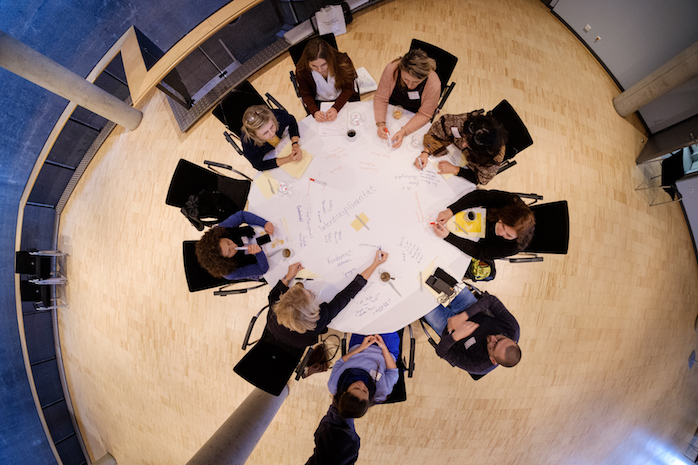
57,0,698,463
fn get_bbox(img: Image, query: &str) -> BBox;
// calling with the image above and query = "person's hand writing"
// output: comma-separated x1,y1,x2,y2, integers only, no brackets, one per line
377,125,389,140
432,222,449,239
436,209,453,224
451,321,479,341
247,244,262,254
287,262,303,277
325,107,338,121
437,160,459,175
446,312,469,334
264,222,274,234
414,152,428,170
314,111,327,122
390,129,405,148
291,143,302,161
374,250,389,264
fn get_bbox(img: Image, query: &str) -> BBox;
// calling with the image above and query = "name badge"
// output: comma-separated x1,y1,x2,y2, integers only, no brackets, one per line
407,90,420,100
464,337,476,350
451,127,462,139
370,369,382,381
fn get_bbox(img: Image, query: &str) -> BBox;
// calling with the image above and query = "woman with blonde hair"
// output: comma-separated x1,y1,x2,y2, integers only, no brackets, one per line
373,49,441,148
265,250,388,349
295,38,358,122
240,105,303,171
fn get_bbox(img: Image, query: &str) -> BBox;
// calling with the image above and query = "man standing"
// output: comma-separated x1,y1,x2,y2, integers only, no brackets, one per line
424,289,521,375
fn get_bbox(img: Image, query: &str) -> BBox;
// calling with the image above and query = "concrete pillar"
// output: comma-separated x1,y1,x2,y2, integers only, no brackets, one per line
0,30,142,130
186,386,289,465
614,41,698,117
93,453,117,465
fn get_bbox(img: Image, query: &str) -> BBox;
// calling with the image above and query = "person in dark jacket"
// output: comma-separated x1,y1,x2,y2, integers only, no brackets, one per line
425,290,521,376
240,105,303,171
432,189,535,260
266,250,388,349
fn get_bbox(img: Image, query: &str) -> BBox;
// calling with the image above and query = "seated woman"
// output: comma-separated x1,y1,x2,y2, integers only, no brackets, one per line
266,250,388,349
306,333,399,465
195,211,274,281
295,38,358,122
432,189,535,260
241,105,303,171
373,49,441,148
415,109,508,185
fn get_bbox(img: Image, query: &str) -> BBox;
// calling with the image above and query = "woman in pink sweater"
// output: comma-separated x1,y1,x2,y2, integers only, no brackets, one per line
373,49,441,147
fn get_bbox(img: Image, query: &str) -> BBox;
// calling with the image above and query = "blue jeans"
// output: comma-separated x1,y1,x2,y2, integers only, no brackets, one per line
423,289,478,336
349,332,400,361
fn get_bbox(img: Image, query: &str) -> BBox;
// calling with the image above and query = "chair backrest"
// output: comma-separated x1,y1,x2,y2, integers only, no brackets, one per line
661,150,686,187
288,33,338,66
524,201,570,255
166,159,219,208
234,331,307,396
182,240,233,292
212,80,267,138
381,328,407,404
491,99,533,162
409,39,458,93
19,280,50,305
15,251,51,278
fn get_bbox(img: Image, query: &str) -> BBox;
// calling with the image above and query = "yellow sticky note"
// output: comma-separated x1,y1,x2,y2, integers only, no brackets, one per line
448,208,486,238
296,269,320,280
278,143,313,178
351,213,370,231
254,173,279,199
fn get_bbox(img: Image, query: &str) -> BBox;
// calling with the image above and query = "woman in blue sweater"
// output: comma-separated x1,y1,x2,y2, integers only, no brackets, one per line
241,105,303,171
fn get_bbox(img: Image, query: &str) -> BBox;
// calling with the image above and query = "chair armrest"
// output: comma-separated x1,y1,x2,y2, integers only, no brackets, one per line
295,346,314,380
213,281,267,296
432,82,455,122
341,333,347,355
496,159,517,175
407,324,415,378
508,254,544,263
509,192,543,205
265,93,287,113
242,305,270,350
223,131,244,156
204,159,252,182
290,71,301,98
418,318,438,349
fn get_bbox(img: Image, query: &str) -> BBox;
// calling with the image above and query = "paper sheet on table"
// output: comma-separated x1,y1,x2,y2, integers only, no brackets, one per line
355,66,378,94
351,213,370,231
318,102,347,136
421,258,459,301
279,143,314,178
295,269,321,280
254,172,279,199
431,144,467,180
447,207,486,239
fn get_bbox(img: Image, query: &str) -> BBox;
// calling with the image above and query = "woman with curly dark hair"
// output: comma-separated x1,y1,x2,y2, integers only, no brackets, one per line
432,189,535,260
416,109,509,185
295,38,358,122
195,211,274,280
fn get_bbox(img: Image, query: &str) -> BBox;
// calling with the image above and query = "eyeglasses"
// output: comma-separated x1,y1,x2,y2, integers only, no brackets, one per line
246,108,263,123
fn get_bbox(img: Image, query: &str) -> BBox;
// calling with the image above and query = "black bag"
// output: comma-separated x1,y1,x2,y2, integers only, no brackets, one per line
180,189,239,231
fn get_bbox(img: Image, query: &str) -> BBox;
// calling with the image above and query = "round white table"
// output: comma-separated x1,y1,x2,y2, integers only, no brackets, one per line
248,101,475,334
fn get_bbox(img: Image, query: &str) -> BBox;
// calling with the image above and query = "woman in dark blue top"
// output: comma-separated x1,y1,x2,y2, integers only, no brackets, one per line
241,105,303,171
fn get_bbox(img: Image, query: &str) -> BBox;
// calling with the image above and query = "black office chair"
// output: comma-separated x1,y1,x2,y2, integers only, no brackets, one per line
490,100,533,175
288,34,360,115
418,283,487,381
166,158,252,230
19,280,67,312
234,305,314,396
409,39,458,121
340,325,415,404
508,200,569,263
15,250,67,285
635,150,685,206
212,80,287,156
182,241,267,296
